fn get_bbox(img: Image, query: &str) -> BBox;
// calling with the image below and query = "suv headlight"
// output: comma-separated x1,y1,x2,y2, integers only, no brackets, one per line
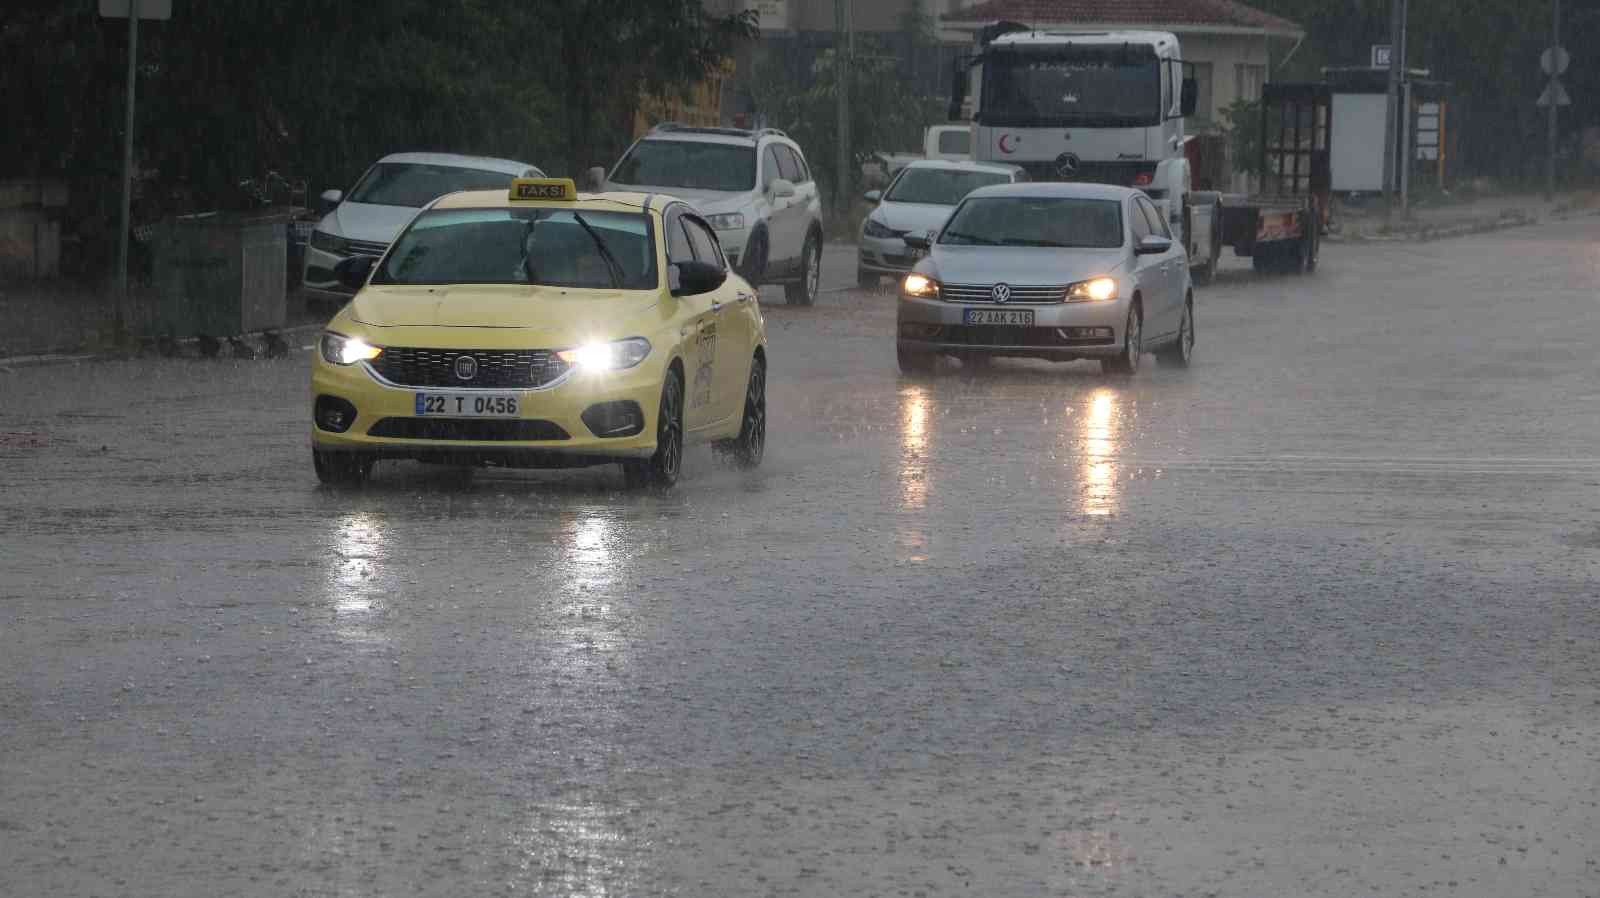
319,331,382,365
558,338,652,372
310,230,348,254
1066,277,1118,302
902,274,940,298
705,213,745,231
862,218,897,239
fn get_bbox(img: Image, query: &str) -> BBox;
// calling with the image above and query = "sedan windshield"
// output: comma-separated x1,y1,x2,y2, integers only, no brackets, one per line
373,208,657,289
939,197,1124,249
347,164,519,208
609,140,756,192
886,168,1011,206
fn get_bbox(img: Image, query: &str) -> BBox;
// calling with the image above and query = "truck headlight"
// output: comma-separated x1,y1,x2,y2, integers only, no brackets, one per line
705,213,745,231
1066,277,1118,302
558,338,652,372
310,230,349,254
902,274,940,298
319,332,382,365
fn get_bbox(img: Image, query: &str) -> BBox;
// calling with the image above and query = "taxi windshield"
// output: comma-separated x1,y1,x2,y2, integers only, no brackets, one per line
939,196,1124,249
373,207,658,289
347,163,518,208
609,139,757,192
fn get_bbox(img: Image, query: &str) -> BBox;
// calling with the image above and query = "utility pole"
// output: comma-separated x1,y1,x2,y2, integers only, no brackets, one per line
1382,0,1404,218
834,0,852,213
1547,0,1561,200
1398,0,1410,213
116,0,141,334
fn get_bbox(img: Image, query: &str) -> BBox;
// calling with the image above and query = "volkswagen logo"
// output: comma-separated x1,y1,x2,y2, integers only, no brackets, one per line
453,355,479,381
1055,152,1081,178
991,283,1013,304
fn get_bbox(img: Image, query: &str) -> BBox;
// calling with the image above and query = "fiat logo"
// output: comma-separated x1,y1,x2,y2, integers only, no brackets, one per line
453,355,479,380
991,283,1013,303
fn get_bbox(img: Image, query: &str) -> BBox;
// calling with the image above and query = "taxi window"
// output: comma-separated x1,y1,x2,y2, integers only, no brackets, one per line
374,207,658,289
665,215,693,265
683,217,725,270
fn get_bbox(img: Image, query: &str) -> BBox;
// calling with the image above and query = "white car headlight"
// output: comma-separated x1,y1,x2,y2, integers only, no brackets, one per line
705,213,745,231
862,218,897,239
901,274,940,298
557,338,652,372
319,331,382,365
1066,277,1118,302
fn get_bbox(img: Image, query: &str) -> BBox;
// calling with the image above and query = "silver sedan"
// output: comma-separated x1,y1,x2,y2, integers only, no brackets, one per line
895,182,1195,376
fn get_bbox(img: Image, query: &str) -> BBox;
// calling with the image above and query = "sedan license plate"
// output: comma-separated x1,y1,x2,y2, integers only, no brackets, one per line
963,308,1035,326
414,393,520,417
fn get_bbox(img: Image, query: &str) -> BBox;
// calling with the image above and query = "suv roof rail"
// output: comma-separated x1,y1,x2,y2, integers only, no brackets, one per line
648,122,789,141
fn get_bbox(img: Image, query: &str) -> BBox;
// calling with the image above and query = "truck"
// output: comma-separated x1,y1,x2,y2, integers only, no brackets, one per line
950,24,1327,282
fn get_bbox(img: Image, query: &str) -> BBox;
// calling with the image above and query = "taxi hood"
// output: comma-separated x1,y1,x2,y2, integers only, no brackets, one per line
348,285,663,335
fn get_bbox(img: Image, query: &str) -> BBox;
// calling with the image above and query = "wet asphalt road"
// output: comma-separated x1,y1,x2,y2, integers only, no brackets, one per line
3,228,1600,897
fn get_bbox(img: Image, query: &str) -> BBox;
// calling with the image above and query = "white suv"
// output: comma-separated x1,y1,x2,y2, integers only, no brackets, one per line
596,125,825,305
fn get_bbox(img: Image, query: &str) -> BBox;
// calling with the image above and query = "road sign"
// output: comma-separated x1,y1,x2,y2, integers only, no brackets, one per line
1537,79,1572,108
1541,45,1571,77
99,0,171,19
1372,44,1392,68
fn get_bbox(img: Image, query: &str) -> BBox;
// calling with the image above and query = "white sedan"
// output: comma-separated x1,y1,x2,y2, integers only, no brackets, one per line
857,159,1025,289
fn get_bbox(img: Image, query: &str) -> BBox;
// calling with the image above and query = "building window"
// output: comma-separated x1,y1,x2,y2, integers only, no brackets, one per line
1191,62,1215,130
1235,63,1266,103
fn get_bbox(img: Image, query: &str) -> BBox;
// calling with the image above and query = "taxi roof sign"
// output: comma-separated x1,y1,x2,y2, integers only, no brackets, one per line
510,177,577,201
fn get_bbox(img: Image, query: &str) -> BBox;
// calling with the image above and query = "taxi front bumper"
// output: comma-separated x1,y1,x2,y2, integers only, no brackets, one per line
310,354,663,466
896,293,1132,359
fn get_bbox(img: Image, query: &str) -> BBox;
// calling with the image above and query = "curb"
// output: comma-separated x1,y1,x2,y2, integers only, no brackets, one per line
1327,204,1600,245
0,322,325,370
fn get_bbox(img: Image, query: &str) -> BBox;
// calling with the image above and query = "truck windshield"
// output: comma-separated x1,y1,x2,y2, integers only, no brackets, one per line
373,207,658,289
939,196,1123,249
981,50,1161,127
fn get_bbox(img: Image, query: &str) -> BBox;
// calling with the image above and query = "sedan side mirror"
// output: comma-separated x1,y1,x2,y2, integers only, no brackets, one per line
334,255,376,290
670,261,726,297
1135,235,1173,256
586,166,607,192
903,232,932,251
319,188,343,213
769,178,797,199
863,189,882,203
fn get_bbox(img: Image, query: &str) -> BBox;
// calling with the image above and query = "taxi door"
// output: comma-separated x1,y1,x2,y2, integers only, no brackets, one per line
665,210,725,433
682,213,750,426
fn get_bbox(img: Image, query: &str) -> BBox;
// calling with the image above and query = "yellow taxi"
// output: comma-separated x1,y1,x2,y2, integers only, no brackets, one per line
310,178,767,488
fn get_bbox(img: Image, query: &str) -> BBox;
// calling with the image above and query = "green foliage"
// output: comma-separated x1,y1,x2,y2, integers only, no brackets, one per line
1220,98,1264,178
750,41,944,202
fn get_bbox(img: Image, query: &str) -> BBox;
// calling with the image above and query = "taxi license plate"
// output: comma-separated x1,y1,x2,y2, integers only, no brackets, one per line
415,393,520,417
963,308,1034,326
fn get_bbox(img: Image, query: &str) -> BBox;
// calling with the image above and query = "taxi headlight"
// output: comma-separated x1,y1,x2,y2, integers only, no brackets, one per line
1066,277,1118,302
862,218,897,239
705,213,745,231
902,273,939,298
558,337,652,372
310,230,348,255
319,331,382,366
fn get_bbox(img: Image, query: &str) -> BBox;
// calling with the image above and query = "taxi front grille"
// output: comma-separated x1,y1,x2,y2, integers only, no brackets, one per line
369,348,569,389
367,418,570,441
942,283,1068,304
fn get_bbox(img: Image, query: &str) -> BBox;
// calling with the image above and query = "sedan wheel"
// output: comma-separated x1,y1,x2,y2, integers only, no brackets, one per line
1101,304,1142,376
1156,297,1195,368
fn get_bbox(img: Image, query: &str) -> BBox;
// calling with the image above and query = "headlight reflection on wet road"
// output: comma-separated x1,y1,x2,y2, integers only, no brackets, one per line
897,384,933,562
1079,389,1122,517
326,510,393,645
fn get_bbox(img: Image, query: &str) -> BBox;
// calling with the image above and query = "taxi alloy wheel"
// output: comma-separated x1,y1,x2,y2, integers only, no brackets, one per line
313,448,374,486
785,232,819,306
728,356,766,468
623,369,683,489
1101,303,1142,376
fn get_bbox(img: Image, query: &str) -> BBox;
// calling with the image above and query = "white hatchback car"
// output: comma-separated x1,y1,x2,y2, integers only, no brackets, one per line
858,159,1026,288
302,152,544,304
596,124,825,305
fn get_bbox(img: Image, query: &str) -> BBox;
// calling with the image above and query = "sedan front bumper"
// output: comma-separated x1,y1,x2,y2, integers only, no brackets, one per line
896,293,1132,359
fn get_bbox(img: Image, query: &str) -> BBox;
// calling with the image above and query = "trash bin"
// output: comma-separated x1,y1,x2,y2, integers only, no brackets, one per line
149,208,290,338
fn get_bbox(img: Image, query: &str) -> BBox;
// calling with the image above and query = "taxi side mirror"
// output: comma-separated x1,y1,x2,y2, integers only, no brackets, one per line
671,261,726,297
586,166,607,192
334,255,375,290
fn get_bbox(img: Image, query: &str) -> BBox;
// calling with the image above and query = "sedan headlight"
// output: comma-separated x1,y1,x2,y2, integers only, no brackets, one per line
310,230,348,254
704,213,745,231
862,218,897,239
1066,277,1118,302
901,274,940,298
557,337,652,372
319,331,382,365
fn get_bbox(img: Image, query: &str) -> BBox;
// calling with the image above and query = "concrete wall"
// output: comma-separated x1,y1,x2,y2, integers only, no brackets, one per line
0,180,68,279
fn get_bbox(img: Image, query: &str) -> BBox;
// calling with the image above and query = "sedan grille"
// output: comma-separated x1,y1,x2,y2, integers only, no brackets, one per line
344,238,390,256
369,348,570,389
941,283,1068,304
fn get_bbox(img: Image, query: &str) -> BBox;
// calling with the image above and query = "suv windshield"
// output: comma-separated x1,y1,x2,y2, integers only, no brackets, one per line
886,168,1010,206
610,139,757,192
940,196,1123,248
347,163,519,208
373,207,657,289
981,49,1161,127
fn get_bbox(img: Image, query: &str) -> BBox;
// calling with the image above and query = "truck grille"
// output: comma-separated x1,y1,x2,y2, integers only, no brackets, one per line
1017,160,1156,187
369,348,569,389
942,283,1067,304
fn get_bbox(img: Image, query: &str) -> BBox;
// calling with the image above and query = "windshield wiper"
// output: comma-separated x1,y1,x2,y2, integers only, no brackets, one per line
571,212,626,288
942,231,999,245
